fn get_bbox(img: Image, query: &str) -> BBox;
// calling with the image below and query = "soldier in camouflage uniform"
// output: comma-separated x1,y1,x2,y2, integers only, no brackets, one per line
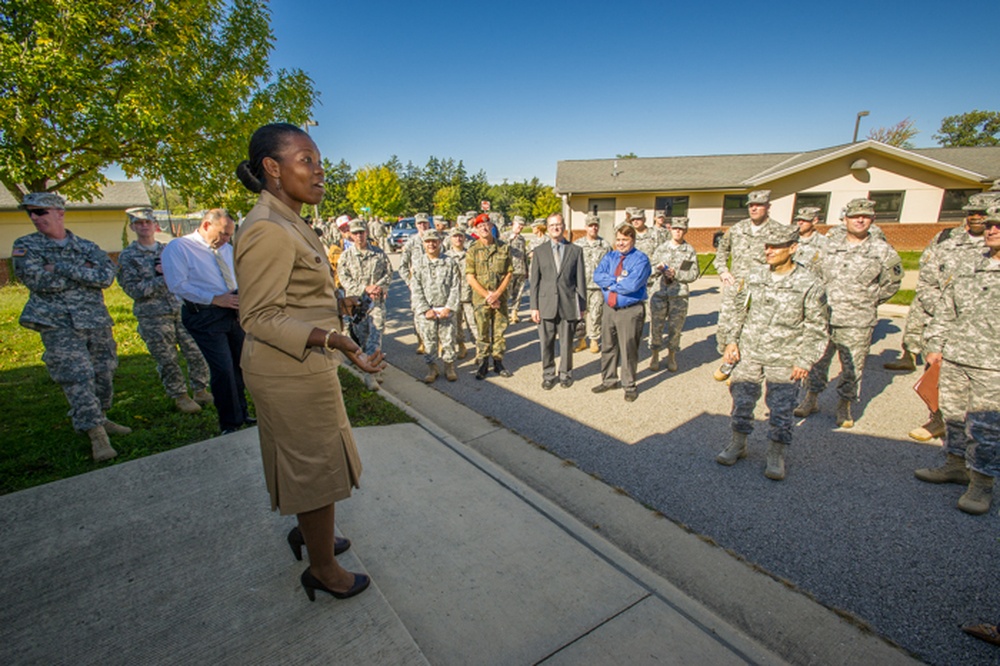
626,208,668,370
399,213,433,354
715,224,829,480
466,214,513,379
338,219,391,390
446,227,475,359
792,206,828,275
574,213,612,353
412,230,462,383
795,198,902,428
648,217,699,372
914,205,1000,515
12,192,128,462
891,192,996,441
505,216,528,323
117,207,211,414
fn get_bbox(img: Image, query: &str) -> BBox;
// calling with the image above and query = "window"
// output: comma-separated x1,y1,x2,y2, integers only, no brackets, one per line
721,194,746,226
792,192,830,222
654,196,689,217
868,191,904,222
939,189,980,222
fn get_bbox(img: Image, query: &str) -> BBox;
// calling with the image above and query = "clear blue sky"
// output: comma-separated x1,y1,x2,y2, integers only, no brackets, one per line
267,0,1000,186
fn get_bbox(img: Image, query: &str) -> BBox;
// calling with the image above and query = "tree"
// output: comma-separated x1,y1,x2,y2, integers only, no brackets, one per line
934,110,1000,147
433,185,462,220
532,187,562,219
867,118,918,148
616,152,638,159
0,0,317,212
318,158,354,219
347,166,403,220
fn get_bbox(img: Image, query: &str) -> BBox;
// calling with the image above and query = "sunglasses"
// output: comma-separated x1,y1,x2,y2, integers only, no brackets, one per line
25,208,51,218
984,221,1000,231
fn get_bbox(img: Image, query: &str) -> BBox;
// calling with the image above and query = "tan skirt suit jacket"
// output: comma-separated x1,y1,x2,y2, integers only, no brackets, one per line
234,191,362,515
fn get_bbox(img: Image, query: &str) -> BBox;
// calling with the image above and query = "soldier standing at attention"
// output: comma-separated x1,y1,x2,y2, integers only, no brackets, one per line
412,230,462,383
12,192,128,461
574,213,612,353
505,216,528,324
626,208,668,371
399,212,432,355
338,219,391,390
117,207,212,413
715,224,829,479
446,227,475,359
792,206,828,274
466,214,513,380
795,198,902,428
915,205,1000,515
648,217,699,372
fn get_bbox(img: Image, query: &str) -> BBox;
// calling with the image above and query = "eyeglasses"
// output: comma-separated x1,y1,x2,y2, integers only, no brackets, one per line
25,208,51,218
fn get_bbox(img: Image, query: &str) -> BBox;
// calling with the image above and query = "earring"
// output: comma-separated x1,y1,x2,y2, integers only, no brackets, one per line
276,177,282,191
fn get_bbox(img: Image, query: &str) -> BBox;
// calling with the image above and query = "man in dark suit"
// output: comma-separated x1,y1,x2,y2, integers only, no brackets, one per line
529,213,586,389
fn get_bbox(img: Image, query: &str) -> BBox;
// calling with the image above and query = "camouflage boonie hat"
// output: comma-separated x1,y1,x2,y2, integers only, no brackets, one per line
793,206,822,222
962,192,1000,212
422,229,443,241
414,213,431,224
844,198,876,217
585,212,600,226
125,206,156,223
746,190,771,206
669,217,689,230
19,192,66,210
348,219,367,233
763,223,799,246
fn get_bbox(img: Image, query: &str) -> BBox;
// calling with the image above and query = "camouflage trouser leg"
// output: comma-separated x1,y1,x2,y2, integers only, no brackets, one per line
901,305,929,355
585,289,603,341
508,275,526,312
41,327,118,431
664,295,689,353
354,311,382,357
807,326,872,401
474,301,509,360
368,301,385,354
417,315,457,363
647,289,668,351
939,359,1000,476
730,361,798,443
137,313,191,398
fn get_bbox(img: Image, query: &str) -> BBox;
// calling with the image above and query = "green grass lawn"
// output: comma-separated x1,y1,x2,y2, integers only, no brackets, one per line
0,283,412,495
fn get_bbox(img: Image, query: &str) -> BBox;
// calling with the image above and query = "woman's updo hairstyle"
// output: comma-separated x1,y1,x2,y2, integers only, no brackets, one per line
236,123,308,193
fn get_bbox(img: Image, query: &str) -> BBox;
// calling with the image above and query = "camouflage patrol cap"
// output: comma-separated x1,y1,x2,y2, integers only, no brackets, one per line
585,212,601,227
125,206,157,223
626,208,646,221
669,217,689,230
989,179,1000,192
746,190,771,206
962,192,1000,212
984,205,1000,223
793,206,822,222
422,229,443,241
531,218,547,230
512,215,526,225
615,221,635,232
763,223,799,246
843,198,876,217
449,227,466,237
348,219,367,233
414,213,431,224
19,192,66,210
654,209,668,220
464,210,478,217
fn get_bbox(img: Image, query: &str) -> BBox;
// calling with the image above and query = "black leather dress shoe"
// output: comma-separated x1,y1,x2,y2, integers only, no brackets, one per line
591,381,621,394
560,377,574,389
624,388,638,402
244,417,257,427
493,358,512,378
542,378,556,390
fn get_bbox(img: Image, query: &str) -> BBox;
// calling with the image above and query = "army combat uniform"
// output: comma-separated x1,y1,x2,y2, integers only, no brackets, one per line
574,231,612,348
338,239,391,356
13,230,118,432
466,237,512,363
793,231,829,276
445,231,476,352
631,220,667,356
648,234,699,359
117,240,210,401
412,247,462,368
506,226,528,323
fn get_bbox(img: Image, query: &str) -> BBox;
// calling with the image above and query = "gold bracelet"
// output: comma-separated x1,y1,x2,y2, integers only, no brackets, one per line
323,329,336,352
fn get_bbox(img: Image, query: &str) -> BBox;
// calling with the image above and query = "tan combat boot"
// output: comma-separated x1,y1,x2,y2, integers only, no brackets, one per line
509,312,519,324
909,411,945,442
423,362,439,384
836,399,854,428
915,453,969,484
574,337,588,352
793,391,819,418
649,349,660,372
192,389,213,406
716,431,748,466
416,341,425,355
363,373,379,391
957,471,994,515
444,362,458,382
666,350,678,372
590,340,600,354
883,349,916,372
457,341,468,360
87,425,118,462
102,419,132,436
175,394,202,414
764,441,786,480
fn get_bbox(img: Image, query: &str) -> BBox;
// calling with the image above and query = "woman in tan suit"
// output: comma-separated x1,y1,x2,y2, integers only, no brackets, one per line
234,123,384,601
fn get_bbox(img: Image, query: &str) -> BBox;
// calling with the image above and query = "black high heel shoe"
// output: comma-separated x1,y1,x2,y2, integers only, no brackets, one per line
287,527,351,560
300,568,371,601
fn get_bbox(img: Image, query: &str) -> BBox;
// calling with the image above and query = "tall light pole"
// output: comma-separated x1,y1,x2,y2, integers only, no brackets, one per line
852,110,870,143
302,120,320,219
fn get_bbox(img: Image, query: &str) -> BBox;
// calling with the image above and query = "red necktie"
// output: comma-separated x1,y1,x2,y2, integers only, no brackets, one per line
608,254,625,308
